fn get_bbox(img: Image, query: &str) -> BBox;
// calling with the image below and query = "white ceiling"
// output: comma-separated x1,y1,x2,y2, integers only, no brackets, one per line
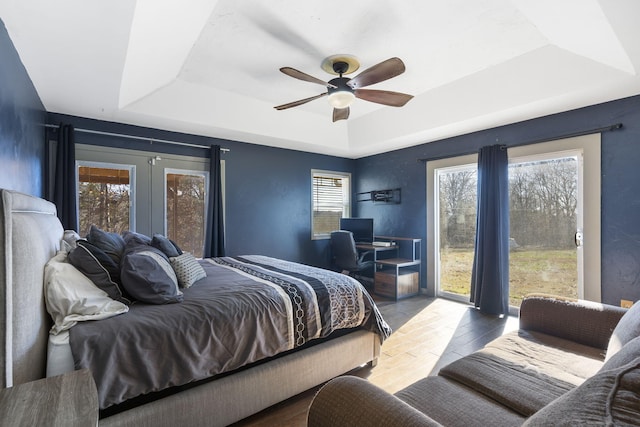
2,0,639,158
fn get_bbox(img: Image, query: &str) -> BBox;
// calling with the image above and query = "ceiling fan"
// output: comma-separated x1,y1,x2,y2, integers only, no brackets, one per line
274,55,414,122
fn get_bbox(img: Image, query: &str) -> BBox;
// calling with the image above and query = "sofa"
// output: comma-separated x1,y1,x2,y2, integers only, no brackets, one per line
308,294,640,426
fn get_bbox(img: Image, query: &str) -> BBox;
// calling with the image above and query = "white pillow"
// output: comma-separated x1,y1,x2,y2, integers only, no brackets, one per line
44,251,129,335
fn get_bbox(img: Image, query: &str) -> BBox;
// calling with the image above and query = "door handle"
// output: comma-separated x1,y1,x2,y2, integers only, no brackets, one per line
574,231,583,248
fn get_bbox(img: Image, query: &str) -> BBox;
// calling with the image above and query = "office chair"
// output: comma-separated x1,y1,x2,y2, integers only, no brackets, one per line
330,230,374,281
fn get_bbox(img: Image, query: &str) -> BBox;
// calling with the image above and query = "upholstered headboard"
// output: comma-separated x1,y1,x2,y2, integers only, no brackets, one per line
0,189,63,388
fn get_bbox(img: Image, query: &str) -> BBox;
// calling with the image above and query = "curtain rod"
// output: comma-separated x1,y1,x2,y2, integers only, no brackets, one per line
45,124,230,152
417,122,622,163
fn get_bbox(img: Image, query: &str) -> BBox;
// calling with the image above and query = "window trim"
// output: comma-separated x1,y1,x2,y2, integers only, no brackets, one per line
310,169,351,240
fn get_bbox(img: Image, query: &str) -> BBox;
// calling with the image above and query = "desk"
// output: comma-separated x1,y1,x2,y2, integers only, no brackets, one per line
361,237,422,300
355,243,398,264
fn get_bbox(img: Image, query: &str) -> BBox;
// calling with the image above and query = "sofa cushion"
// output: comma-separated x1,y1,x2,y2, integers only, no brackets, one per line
605,300,640,362
438,330,604,416
523,358,640,426
395,376,525,427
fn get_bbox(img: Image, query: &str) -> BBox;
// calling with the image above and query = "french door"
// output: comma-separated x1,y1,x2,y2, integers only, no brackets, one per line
75,144,211,257
427,134,601,308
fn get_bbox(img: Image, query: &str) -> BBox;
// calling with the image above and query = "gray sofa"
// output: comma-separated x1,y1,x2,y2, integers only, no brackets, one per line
308,294,640,426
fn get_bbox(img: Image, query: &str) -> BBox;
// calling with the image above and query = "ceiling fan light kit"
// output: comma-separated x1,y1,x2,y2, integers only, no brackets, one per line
327,90,355,109
275,55,413,122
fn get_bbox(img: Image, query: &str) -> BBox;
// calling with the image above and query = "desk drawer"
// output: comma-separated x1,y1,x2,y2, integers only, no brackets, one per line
397,271,419,297
375,271,396,298
375,270,419,299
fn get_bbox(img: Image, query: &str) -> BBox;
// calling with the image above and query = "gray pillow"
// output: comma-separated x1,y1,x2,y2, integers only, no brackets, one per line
606,300,640,361
120,244,182,304
170,253,206,288
152,234,181,258
603,336,640,371
523,358,640,426
86,225,126,265
122,230,152,246
68,240,131,304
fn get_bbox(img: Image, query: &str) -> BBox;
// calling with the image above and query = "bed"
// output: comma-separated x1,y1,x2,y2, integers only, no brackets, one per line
0,189,389,426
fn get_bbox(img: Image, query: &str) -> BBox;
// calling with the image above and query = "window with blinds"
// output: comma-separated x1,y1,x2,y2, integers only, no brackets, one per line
311,170,351,239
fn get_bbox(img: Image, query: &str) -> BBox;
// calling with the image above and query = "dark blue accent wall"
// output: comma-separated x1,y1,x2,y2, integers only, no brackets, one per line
6,9,640,305
46,113,354,268
0,19,46,197
355,95,640,306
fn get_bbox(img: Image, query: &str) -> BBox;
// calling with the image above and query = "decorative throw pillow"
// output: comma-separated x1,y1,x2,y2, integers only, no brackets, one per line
122,230,152,246
120,244,183,304
152,234,181,258
87,225,126,265
522,358,640,426
44,251,129,335
170,253,206,288
606,300,640,361
68,240,131,304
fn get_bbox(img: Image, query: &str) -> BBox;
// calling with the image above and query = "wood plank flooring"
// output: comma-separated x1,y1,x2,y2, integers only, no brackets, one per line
231,296,519,427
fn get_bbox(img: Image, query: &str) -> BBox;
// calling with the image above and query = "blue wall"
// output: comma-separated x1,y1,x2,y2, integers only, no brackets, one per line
355,95,640,306
46,113,355,268
0,19,46,197
5,11,640,305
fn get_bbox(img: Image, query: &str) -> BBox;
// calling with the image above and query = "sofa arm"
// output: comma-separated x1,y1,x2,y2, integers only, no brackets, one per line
307,376,442,427
519,294,627,350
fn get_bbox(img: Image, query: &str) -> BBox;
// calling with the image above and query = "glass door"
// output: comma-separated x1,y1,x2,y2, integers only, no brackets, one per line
427,134,601,307
75,144,215,257
508,154,579,306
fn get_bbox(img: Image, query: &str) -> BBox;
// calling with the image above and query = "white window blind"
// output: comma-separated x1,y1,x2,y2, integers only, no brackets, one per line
311,170,351,239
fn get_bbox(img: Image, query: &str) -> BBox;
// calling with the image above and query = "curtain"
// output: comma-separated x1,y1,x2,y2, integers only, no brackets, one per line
53,123,78,231
470,144,509,315
203,145,225,257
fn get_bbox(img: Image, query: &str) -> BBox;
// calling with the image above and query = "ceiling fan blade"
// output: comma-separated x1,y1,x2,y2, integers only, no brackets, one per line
280,67,337,88
274,92,327,110
347,57,406,89
333,107,349,122
354,89,414,107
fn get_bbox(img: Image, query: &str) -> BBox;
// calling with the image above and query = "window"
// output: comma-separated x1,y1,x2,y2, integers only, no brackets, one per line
311,170,351,239
77,162,135,236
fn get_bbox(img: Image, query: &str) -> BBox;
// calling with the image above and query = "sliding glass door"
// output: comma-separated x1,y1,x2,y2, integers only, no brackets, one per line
427,135,601,308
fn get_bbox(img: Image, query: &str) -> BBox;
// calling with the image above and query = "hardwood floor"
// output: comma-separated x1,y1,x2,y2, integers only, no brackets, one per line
231,296,519,427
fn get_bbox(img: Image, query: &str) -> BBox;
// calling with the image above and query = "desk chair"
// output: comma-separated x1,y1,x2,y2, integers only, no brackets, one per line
330,231,374,281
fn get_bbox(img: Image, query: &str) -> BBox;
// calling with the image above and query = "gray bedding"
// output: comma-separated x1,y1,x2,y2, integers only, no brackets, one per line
69,255,390,409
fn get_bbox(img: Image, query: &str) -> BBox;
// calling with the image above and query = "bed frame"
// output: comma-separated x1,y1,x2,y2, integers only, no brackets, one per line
0,189,380,426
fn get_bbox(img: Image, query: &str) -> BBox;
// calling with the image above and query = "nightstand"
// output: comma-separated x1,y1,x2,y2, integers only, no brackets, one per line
0,369,98,427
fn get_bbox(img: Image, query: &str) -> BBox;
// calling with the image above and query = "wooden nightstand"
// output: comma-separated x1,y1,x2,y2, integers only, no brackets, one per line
0,369,98,427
